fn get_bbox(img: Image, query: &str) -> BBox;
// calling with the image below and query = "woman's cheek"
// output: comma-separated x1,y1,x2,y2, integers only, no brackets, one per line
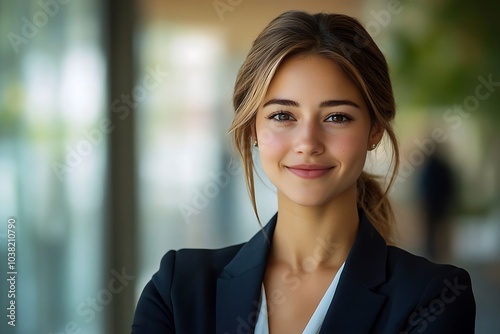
257,126,291,150
331,133,367,161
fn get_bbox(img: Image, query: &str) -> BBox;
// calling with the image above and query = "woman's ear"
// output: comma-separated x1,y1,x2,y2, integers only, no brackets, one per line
368,122,384,150
251,123,258,146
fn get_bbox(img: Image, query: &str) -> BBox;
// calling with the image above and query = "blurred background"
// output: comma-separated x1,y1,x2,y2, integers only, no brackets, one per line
1,0,499,333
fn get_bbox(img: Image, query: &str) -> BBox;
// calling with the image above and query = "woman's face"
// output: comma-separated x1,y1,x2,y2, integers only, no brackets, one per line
255,55,382,207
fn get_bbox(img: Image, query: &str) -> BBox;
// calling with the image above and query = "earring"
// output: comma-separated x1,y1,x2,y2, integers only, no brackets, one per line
371,143,377,150
253,140,258,147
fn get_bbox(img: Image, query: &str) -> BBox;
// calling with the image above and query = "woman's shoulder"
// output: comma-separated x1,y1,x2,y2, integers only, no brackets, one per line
383,246,474,310
133,244,245,332
385,245,470,281
381,246,475,333
156,243,245,280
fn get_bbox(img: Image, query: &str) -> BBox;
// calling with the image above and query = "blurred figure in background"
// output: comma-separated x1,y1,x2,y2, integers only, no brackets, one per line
418,143,457,262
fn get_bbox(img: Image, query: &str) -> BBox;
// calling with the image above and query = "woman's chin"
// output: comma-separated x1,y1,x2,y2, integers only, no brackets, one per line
281,192,335,208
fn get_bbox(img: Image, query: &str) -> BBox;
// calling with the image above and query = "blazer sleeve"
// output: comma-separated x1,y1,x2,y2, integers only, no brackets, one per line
131,250,176,334
400,266,476,333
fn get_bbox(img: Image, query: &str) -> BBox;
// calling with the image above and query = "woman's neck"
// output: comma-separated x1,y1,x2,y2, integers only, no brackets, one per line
270,186,359,272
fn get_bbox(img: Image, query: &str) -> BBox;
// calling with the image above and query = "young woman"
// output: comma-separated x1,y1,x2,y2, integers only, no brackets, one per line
132,11,476,334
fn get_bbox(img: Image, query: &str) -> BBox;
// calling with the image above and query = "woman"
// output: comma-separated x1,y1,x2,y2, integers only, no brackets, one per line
132,11,475,333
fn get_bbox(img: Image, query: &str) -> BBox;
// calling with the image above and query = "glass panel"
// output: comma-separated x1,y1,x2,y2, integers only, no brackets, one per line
0,1,105,333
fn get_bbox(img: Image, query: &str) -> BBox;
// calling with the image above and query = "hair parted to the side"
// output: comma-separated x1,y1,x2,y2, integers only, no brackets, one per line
228,10,400,244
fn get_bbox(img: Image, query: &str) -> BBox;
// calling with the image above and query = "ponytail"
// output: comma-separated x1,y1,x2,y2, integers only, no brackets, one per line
357,171,395,244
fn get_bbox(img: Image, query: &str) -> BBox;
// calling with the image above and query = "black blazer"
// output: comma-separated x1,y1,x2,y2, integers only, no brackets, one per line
132,212,475,333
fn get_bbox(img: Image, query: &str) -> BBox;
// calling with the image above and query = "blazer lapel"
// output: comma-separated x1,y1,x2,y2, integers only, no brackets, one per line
216,214,277,334
216,211,389,333
319,211,389,333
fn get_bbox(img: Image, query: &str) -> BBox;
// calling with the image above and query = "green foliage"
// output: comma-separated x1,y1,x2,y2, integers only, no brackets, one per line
390,0,500,122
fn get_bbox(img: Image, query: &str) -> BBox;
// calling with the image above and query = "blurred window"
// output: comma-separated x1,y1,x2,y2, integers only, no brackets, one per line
0,0,105,332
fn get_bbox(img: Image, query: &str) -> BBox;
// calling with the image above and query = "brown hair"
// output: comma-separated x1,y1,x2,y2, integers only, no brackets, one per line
228,10,400,244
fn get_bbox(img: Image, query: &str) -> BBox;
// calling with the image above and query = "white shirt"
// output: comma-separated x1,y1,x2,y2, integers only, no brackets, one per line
254,262,345,334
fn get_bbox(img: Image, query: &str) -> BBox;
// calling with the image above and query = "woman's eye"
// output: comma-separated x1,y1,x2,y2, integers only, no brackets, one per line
326,114,351,123
268,112,294,122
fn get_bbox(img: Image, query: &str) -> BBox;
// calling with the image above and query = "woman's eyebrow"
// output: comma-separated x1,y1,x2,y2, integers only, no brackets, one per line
262,98,360,109
263,98,299,107
319,99,360,109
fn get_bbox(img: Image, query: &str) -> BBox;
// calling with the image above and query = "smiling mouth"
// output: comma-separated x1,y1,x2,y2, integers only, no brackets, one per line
285,165,335,179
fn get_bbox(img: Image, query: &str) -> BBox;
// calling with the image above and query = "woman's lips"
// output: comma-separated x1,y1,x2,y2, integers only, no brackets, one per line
286,164,334,179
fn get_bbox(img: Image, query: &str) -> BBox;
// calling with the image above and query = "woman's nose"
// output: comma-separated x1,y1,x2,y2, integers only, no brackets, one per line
293,121,325,156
